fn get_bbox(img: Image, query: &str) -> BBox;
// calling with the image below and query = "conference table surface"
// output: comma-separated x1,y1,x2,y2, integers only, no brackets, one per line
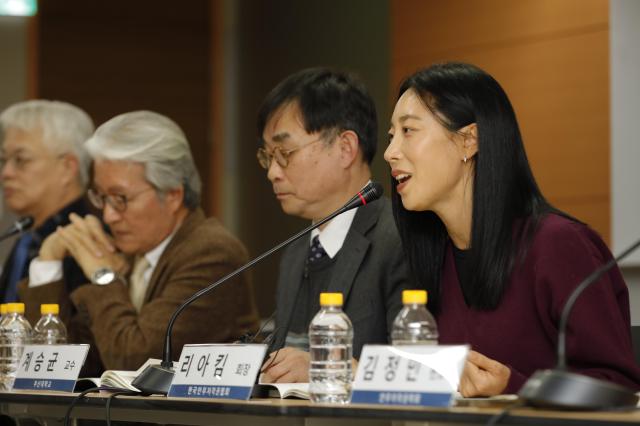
1,389,639,426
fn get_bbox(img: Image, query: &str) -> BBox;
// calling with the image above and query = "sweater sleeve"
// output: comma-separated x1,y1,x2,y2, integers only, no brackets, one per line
504,364,529,394
531,220,640,391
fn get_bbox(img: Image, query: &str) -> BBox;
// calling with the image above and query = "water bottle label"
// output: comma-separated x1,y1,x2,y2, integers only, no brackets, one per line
13,344,90,392
168,344,268,400
352,344,469,407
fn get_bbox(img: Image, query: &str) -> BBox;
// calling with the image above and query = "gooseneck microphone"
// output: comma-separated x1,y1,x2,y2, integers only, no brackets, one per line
519,236,640,410
0,217,34,242
132,182,384,395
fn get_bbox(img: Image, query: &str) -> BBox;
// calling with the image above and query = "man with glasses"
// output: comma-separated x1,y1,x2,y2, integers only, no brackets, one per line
20,111,259,375
257,68,410,383
0,100,94,308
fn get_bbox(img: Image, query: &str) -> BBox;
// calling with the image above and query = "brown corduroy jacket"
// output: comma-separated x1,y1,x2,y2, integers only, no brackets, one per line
20,208,259,375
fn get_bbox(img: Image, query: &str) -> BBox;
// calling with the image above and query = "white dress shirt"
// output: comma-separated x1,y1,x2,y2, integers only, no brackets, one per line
29,233,175,291
310,207,358,258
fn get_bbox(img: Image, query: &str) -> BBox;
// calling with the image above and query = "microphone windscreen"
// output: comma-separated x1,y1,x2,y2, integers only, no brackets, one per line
340,182,385,212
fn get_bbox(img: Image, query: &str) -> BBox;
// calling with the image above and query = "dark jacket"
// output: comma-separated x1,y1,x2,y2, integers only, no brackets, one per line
0,197,91,304
273,197,411,358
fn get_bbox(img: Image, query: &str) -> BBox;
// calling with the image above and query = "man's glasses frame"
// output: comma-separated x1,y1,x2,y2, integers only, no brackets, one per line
256,138,326,170
87,187,156,213
0,152,66,171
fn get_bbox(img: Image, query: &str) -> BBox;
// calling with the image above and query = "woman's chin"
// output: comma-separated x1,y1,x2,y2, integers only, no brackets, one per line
400,195,431,212
400,196,419,212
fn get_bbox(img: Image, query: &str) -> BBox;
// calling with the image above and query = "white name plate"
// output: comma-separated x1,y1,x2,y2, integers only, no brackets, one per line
13,344,90,392
168,344,267,400
352,344,469,407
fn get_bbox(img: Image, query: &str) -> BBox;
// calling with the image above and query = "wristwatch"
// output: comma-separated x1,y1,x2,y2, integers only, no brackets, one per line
91,267,118,286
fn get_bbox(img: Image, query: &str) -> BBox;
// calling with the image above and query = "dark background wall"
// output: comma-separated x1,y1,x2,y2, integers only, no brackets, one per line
230,0,391,317
0,16,29,260
22,0,390,318
35,0,214,210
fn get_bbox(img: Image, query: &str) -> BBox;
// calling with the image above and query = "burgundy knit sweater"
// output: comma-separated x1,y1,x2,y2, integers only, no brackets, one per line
437,214,640,393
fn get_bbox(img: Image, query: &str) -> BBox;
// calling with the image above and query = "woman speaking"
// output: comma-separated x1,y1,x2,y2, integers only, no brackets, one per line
384,62,640,397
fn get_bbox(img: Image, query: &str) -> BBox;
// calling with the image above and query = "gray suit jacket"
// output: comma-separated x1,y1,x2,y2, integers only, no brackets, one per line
273,197,411,358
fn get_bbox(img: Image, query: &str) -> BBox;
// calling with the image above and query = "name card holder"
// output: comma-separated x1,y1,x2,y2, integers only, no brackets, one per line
168,344,267,400
352,344,469,407
13,344,90,392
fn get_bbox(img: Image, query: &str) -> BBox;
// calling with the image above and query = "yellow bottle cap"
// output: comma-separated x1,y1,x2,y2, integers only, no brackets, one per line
41,304,59,315
0,304,7,315
402,290,427,305
320,292,343,306
6,302,25,314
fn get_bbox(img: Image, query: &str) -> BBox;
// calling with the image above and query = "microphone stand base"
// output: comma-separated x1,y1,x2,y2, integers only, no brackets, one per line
519,369,638,410
131,364,175,395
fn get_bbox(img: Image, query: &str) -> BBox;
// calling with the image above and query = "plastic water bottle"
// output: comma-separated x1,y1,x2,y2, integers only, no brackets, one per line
391,290,438,345
309,292,353,404
33,304,67,344
0,303,32,389
0,304,8,390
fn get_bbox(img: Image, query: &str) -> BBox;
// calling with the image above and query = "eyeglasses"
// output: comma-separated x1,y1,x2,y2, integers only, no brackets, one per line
256,138,324,170
0,153,53,171
0,152,62,171
87,187,156,213
0,153,35,170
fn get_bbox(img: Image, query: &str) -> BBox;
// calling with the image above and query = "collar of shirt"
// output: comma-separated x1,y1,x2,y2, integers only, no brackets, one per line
142,231,175,275
310,207,358,259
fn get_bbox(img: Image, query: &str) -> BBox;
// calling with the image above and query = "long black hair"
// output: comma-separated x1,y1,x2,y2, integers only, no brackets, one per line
392,62,563,312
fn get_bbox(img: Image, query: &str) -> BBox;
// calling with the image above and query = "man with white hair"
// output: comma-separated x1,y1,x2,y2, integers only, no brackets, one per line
20,110,259,374
0,100,94,305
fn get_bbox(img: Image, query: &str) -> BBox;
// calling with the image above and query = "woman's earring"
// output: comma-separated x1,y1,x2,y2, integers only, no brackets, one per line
463,156,468,163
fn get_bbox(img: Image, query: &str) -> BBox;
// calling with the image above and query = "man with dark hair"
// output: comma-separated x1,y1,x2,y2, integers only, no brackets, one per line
257,68,410,383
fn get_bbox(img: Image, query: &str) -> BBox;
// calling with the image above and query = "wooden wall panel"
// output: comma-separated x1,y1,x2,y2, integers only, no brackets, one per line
391,0,610,242
392,0,607,63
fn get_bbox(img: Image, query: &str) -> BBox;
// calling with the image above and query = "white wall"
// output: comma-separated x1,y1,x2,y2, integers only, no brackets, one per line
625,269,640,325
611,0,640,324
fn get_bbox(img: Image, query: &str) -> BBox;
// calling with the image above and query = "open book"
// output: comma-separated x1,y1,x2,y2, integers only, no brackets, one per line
454,393,519,407
253,382,310,399
75,359,161,392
